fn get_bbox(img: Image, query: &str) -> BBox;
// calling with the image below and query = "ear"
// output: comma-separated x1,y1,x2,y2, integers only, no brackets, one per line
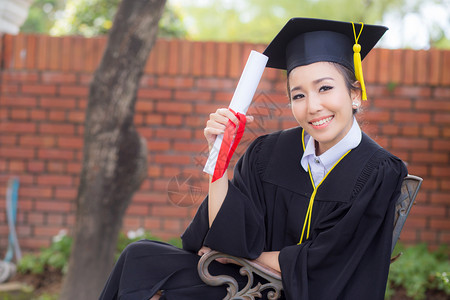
351,81,362,108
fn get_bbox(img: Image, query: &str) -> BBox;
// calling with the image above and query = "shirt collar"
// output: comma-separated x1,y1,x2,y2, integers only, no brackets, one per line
301,117,362,172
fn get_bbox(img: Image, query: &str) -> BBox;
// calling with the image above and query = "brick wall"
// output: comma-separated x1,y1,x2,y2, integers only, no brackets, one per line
0,33,449,252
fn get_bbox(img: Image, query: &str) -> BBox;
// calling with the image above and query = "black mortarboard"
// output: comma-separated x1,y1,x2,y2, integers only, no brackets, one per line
263,18,388,100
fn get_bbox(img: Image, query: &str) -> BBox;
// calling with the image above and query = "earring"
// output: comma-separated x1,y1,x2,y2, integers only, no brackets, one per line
352,102,360,108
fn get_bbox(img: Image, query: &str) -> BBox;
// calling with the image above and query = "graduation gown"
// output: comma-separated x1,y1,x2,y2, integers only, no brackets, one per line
182,127,407,300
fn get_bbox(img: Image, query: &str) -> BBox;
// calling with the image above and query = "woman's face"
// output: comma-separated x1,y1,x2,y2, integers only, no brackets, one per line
289,62,360,155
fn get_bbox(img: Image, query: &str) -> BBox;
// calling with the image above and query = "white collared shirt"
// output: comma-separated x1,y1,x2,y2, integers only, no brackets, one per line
300,117,362,186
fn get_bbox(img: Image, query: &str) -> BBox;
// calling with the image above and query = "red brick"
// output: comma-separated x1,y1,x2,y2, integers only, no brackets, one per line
428,48,441,85
421,126,440,138
393,112,431,124
0,134,17,145
8,160,26,172
42,72,77,84
34,226,62,237
136,101,154,112
194,103,222,114
430,192,450,205
397,229,417,243
123,217,142,229
153,154,191,165
414,204,447,217
432,140,450,151
67,111,85,123
401,125,420,136
48,110,66,121
216,42,229,77
155,128,192,139
0,147,35,159
204,42,215,76
0,96,37,107
39,123,75,134
144,113,163,125
430,219,450,230
47,161,66,172
416,99,450,111
394,86,432,98
434,87,450,99
30,110,47,121
2,71,39,82
390,49,403,83
10,109,29,120
434,113,450,124
20,238,50,249
229,43,242,78
431,166,450,177
137,88,172,100
143,217,162,230
38,149,74,160
57,137,83,149
21,84,56,95
0,121,36,133
58,85,89,96
1,83,19,93
40,97,76,109
147,140,170,151
37,175,73,186
13,34,26,69
155,39,169,75
162,218,182,232
164,115,183,126
442,50,450,85
147,166,161,178
360,110,391,122
67,162,82,174
20,186,53,198
47,214,66,225
27,161,45,173
151,205,189,218
373,98,411,109
381,124,399,135
20,135,55,147
28,212,45,224
391,137,430,150
173,90,212,102
402,50,415,85
167,40,180,76
126,204,150,216
157,76,194,89
411,152,448,163
191,42,203,76
156,102,193,114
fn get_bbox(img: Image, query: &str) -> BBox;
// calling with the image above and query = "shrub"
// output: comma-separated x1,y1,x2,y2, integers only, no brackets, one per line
386,243,450,300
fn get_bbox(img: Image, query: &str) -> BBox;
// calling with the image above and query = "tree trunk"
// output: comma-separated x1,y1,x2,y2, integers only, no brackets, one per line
59,1,166,299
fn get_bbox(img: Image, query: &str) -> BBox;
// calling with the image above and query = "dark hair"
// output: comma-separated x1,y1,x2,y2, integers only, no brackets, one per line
286,62,362,114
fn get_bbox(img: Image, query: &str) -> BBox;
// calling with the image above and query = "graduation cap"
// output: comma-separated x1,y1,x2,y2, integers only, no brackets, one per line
263,18,388,100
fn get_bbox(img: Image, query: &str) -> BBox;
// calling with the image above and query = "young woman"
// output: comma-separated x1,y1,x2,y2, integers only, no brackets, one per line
100,18,407,300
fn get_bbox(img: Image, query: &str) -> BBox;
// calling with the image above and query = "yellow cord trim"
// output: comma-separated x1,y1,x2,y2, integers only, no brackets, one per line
351,22,367,101
298,129,352,244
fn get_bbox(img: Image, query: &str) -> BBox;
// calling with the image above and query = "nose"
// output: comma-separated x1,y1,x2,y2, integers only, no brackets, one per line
306,93,323,114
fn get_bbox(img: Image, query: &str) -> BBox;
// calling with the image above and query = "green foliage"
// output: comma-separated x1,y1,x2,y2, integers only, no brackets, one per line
17,233,72,275
178,0,404,43
20,0,66,34
21,0,186,38
386,243,450,300
17,230,182,275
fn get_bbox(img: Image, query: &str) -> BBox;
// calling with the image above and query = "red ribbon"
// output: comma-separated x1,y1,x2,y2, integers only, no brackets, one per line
211,109,247,182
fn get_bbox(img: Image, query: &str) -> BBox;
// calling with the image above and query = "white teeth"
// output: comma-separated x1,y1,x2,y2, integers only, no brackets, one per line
312,116,333,126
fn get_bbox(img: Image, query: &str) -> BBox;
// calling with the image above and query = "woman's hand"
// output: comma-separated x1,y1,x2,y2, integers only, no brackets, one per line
204,108,254,151
197,246,235,265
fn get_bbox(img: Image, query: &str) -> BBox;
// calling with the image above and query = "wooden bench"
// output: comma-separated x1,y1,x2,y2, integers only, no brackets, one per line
198,175,422,300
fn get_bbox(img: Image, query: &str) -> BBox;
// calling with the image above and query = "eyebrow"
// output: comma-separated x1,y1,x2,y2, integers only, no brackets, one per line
290,77,335,93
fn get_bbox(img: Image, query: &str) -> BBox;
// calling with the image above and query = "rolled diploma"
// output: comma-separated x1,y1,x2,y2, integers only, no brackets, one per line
203,50,268,176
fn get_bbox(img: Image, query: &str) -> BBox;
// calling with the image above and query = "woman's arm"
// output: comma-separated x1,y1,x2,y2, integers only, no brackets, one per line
204,108,253,227
256,251,281,272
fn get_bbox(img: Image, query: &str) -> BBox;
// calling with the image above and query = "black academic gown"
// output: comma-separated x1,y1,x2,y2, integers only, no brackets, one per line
182,127,408,300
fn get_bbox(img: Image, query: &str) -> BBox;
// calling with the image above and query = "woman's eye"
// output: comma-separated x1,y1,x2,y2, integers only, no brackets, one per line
292,93,305,100
319,85,333,92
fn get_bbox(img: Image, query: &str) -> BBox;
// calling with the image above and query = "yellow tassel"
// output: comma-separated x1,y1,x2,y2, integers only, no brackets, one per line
352,22,367,101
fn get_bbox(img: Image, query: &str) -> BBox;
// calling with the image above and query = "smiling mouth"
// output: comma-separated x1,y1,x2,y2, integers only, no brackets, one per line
310,116,334,127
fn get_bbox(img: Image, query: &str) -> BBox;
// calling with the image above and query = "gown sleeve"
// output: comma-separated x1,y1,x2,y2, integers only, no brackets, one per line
278,152,408,300
181,135,268,259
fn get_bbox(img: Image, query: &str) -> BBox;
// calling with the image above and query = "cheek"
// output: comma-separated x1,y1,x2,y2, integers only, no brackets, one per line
291,102,307,124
